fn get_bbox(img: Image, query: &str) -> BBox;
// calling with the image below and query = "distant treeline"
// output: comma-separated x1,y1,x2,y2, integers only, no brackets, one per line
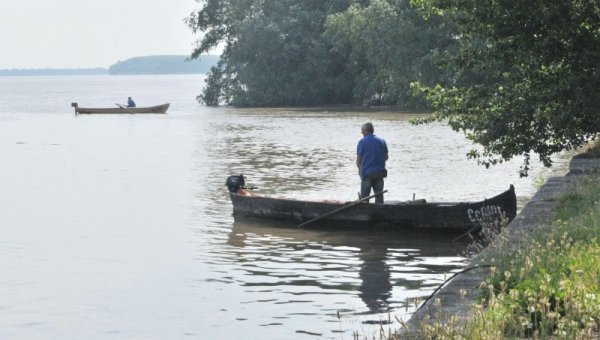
108,55,219,75
0,68,107,76
0,55,219,76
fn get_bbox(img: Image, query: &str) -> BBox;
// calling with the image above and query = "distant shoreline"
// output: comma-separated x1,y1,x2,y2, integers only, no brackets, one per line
0,55,218,77
0,68,108,76
0,70,210,77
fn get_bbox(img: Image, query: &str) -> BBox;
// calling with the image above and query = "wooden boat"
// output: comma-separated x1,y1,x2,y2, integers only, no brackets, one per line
71,102,169,114
226,175,517,231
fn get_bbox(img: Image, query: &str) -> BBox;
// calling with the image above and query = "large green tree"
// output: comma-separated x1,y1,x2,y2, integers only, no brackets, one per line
324,0,456,107
187,0,355,106
411,0,600,175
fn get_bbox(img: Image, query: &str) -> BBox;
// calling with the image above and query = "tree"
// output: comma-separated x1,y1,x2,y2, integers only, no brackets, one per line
410,0,600,176
324,0,456,107
186,0,355,106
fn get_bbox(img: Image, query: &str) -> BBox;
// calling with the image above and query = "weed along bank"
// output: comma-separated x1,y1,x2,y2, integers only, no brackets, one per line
403,149,600,338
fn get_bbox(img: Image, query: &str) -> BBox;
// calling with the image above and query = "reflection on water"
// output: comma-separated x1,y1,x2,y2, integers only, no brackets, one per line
223,221,468,332
359,247,392,313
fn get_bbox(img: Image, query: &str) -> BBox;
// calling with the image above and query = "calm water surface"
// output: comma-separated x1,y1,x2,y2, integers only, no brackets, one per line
0,75,572,339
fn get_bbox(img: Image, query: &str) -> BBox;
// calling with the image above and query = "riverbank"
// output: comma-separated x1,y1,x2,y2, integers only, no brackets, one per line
403,147,600,338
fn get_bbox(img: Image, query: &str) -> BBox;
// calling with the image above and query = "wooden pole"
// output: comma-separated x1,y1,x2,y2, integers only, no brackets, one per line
297,190,388,228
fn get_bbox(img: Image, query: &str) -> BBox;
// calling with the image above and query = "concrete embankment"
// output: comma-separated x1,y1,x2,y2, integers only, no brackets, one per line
404,150,600,335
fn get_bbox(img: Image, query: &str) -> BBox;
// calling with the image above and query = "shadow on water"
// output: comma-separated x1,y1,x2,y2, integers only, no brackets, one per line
227,220,469,316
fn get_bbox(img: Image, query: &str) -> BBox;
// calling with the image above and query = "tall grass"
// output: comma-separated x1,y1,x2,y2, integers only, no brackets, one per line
362,173,600,339
462,174,600,338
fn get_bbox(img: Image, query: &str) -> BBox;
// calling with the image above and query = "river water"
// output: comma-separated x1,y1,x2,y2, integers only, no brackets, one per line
0,75,572,339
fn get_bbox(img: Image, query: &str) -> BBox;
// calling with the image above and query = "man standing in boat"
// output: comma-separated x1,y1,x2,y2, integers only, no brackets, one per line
356,122,388,204
127,97,136,107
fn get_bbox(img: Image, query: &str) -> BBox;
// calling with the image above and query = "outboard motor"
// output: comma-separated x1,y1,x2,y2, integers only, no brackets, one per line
226,174,246,192
71,102,79,115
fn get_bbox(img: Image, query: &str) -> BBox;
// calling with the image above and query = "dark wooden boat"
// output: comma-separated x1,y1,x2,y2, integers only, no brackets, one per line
226,175,517,231
71,102,169,114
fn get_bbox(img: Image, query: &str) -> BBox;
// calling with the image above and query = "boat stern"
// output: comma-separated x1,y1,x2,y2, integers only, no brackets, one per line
71,102,79,115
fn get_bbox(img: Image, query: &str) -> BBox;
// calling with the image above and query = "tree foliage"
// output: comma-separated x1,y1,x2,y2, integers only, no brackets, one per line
324,0,456,107
410,0,600,176
186,0,454,107
186,0,355,106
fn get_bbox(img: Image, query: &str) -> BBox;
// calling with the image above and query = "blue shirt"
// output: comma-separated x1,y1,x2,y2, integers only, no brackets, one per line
127,98,136,107
357,134,388,179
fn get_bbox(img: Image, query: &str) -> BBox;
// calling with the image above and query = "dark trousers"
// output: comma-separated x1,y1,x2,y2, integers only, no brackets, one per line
361,177,384,204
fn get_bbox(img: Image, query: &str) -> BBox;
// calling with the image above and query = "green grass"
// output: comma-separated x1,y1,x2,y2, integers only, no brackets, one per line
462,174,600,339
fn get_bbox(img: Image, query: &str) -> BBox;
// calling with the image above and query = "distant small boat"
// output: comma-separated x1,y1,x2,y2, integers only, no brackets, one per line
71,102,169,114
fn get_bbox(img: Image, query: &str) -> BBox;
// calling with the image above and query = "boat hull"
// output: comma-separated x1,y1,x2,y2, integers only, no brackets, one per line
73,103,170,114
228,185,517,231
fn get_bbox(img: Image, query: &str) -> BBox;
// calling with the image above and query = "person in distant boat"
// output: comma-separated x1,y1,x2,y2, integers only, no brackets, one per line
127,97,136,107
356,122,388,204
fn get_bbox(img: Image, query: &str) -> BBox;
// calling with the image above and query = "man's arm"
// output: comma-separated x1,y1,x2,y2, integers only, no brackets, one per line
356,156,362,175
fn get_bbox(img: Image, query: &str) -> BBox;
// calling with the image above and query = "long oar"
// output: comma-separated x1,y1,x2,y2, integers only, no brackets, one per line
116,103,135,114
297,190,387,228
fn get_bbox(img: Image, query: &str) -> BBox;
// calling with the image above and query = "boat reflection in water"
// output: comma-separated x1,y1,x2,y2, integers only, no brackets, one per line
226,220,470,324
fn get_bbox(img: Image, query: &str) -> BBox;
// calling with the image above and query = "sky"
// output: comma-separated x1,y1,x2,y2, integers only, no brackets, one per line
0,0,213,69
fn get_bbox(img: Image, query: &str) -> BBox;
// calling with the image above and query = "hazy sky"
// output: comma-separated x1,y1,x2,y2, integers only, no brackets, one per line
0,0,210,69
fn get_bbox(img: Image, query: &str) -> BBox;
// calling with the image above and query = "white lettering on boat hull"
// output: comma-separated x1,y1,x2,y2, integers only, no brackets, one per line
467,205,504,223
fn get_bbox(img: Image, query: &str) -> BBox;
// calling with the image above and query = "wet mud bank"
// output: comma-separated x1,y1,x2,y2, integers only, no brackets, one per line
403,151,600,335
